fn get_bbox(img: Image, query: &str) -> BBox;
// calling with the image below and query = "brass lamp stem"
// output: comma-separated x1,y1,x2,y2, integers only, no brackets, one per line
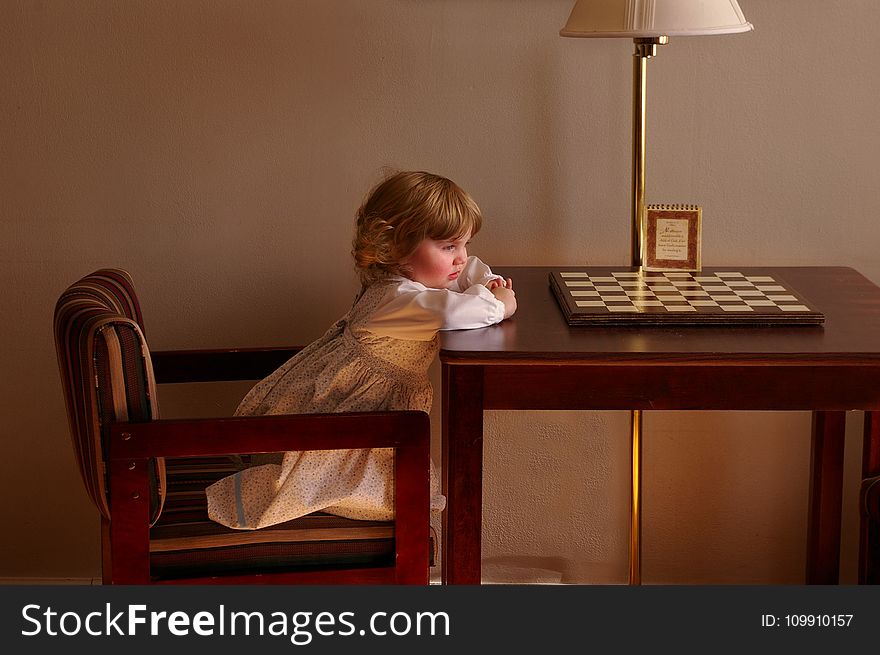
629,35,666,586
631,36,667,267
629,407,643,584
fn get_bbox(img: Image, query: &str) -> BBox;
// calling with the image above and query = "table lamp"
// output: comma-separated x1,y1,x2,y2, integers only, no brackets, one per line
559,0,753,584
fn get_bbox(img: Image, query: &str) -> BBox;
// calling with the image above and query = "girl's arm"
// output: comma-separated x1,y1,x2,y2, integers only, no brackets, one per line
453,256,516,319
361,279,508,341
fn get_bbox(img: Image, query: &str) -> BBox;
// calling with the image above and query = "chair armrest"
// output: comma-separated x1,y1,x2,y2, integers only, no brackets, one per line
151,347,301,383
108,411,429,459
106,410,430,584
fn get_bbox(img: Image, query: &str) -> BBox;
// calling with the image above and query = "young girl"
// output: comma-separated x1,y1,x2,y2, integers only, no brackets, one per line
206,171,516,530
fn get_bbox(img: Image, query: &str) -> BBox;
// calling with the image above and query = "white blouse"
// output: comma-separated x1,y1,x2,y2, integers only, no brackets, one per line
360,256,506,341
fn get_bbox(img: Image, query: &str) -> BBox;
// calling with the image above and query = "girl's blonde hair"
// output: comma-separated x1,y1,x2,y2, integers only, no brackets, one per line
352,171,482,285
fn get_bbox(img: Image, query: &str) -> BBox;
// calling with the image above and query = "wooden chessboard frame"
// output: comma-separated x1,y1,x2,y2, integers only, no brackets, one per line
550,267,825,326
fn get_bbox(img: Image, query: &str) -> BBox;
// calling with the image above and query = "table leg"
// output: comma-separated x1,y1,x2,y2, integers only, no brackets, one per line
859,411,880,584
863,412,880,479
806,410,846,584
441,363,484,584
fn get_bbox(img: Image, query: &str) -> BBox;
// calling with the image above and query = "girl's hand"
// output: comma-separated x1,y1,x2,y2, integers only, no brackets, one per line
486,277,513,291
490,285,517,319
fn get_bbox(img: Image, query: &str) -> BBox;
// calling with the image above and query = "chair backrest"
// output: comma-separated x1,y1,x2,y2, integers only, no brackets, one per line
54,269,165,523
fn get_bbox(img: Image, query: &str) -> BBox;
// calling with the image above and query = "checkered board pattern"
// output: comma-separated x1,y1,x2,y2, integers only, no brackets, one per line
549,268,824,326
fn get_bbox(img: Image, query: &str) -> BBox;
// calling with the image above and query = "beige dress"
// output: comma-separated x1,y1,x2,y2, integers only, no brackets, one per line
206,256,505,529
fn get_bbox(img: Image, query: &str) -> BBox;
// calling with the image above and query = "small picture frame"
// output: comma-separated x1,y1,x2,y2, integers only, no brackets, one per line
642,204,702,272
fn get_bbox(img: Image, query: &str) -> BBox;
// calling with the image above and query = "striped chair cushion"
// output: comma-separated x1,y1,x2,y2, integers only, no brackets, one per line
151,456,396,579
54,269,165,523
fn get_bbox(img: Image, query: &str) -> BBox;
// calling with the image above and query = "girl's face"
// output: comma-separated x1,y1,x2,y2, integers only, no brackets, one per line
402,230,471,289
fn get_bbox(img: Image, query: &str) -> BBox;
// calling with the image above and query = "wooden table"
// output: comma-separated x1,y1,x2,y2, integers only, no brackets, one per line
439,266,880,584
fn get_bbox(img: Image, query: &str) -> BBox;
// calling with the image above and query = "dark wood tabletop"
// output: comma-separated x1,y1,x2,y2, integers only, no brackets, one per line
441,267,880,413
441,266,880,360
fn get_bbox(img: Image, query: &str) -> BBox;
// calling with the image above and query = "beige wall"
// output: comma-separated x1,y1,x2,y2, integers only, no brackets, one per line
2,0,877,583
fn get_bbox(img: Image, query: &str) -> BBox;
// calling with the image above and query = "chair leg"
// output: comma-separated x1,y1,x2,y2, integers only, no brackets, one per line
393,429,430,584
108,457,151,584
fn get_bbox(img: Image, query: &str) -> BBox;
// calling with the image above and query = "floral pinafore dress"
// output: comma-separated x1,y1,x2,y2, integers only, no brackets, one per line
206,279,445,530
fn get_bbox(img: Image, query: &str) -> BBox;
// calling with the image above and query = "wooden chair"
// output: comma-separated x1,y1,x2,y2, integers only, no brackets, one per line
54,269,430,584
860,412,880,584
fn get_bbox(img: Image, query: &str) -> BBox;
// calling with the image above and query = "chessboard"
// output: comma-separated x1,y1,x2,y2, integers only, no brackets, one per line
549,267,824,326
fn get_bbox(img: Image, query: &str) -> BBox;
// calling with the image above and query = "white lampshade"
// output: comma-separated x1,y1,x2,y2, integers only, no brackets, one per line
560,0,753,38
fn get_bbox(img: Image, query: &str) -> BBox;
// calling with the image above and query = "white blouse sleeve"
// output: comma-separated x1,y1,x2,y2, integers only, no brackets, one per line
362,275,506,341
